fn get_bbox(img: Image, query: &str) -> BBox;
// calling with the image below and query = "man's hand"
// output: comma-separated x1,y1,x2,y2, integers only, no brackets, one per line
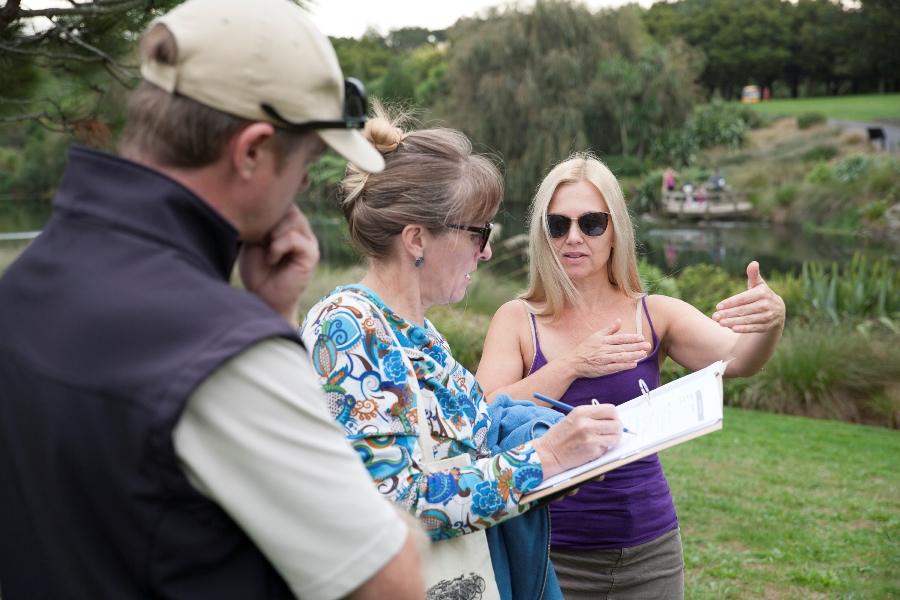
239,205,319,328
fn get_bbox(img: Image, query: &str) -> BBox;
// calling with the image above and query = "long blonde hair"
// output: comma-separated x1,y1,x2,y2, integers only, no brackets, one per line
519,152,642,319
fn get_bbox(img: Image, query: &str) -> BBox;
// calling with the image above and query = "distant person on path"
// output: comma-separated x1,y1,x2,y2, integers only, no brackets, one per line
0,1,424,598
663,166,678,191
476,153,786,600
708,168,726,192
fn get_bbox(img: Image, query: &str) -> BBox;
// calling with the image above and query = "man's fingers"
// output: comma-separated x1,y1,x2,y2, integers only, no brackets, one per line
267,228,318,266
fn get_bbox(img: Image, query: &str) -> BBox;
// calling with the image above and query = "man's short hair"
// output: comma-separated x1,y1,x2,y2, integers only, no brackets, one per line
118,25,307,169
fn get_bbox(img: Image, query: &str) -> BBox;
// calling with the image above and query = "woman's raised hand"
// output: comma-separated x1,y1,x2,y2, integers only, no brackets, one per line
566,319,652,379
712,261,786,334
532,403,623,479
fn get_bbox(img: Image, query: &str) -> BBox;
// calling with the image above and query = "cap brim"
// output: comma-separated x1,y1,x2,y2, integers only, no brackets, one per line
317,129,385,174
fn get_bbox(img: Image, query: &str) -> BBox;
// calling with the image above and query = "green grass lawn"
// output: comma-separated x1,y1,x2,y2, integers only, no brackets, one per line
748,94,900,122
664,407,900,599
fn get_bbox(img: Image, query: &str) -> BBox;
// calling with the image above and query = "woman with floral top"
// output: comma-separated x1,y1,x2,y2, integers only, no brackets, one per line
299,106,649,599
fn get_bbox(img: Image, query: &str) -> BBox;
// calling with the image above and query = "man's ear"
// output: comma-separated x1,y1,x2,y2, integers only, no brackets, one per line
230,122,277,181
400,224,428,261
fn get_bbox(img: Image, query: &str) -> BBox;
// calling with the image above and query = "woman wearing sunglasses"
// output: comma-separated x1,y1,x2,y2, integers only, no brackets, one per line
476,153,785,599
300,112,627,599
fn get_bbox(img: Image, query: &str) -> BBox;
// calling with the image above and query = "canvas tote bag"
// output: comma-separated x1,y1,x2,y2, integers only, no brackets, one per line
339,292,500,600
413,385,500,600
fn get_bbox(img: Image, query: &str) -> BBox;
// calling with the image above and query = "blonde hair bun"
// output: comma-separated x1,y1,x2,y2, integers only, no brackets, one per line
364,116,404,155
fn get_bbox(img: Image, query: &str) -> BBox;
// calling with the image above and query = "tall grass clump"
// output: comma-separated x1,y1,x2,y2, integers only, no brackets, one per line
796,111,826,130
732,323,900,426
798,254,900,325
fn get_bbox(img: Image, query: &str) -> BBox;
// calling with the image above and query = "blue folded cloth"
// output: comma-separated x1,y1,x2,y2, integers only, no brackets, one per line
486,394,565,600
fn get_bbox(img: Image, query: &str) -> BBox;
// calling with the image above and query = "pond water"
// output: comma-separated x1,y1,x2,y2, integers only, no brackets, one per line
3,199,899,278
634,217,900,277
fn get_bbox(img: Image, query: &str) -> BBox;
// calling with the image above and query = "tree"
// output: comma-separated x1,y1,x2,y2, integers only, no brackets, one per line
0,0,186,136
645,0,794,99
438,1,699,203
0,0,309,136
593,40,702,158
842,0,900,93
783,0,846,97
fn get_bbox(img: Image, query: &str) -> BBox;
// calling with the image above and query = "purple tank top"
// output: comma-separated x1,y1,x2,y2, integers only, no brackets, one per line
529,296,679,550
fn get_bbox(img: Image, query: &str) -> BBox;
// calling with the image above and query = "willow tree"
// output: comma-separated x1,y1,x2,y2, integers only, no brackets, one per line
437,1,699,207
593,39,703,159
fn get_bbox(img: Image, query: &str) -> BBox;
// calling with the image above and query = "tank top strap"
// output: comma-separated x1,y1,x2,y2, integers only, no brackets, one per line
641,295,660,344
524,302,546,376
634,295,644,336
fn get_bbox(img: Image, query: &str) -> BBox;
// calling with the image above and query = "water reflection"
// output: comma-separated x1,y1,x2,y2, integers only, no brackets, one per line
636,217,900,276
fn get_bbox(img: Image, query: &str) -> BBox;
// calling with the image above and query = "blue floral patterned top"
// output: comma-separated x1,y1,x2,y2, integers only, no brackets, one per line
300,285,544,541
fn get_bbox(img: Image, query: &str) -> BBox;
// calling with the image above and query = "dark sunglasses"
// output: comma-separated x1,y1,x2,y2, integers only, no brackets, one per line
546,212,610,238
447,222,494,253
261,77,368,131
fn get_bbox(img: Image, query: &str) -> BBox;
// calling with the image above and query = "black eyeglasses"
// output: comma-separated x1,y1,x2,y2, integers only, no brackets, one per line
546,212,610,238
261,77,368,131
447,222,494,253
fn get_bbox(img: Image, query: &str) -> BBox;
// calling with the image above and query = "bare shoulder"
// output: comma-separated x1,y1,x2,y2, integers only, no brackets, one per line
494,298,530,320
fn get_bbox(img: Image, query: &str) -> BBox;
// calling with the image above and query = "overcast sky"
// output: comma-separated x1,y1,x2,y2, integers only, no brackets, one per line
18,0,655,39
308,0,655,38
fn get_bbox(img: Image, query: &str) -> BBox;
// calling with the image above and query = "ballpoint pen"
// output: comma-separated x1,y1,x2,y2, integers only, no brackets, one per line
534,393,638,435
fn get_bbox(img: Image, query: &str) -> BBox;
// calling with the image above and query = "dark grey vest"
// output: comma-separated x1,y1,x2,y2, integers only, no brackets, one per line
0,146,298,599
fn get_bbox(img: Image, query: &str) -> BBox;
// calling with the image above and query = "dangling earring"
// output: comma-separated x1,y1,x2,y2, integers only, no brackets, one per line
414,256,424,267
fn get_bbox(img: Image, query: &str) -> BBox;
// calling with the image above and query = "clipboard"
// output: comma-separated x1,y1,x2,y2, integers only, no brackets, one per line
521,360,726,504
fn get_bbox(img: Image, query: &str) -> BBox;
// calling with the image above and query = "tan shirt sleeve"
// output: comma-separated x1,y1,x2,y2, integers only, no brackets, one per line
173,337,408,600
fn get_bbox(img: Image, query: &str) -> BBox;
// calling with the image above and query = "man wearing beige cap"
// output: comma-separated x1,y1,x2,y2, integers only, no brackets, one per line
0,1,424,599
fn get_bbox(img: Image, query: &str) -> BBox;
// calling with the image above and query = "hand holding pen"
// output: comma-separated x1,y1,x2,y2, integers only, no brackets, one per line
529,396,624,479
534,393,638,435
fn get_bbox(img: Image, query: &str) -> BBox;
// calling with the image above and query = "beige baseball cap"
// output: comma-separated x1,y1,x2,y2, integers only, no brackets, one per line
141,0,384,173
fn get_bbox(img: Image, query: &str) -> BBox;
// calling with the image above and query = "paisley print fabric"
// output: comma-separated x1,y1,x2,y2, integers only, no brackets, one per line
300,285,543,541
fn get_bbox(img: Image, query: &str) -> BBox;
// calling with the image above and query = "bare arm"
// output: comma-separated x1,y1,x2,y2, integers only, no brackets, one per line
660,261,785,377
476,301,650,404
346,518,425,600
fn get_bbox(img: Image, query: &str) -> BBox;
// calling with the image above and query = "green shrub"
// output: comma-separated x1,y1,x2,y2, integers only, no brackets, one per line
833,154,876,183
801,144,838,162
650,100,751,167
805,162,835,184
773,184,799,207
674,263,744,317
767,270,807,319
860,199,889,222
691,100,751,150
797,111,827,129
631,170,663,213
